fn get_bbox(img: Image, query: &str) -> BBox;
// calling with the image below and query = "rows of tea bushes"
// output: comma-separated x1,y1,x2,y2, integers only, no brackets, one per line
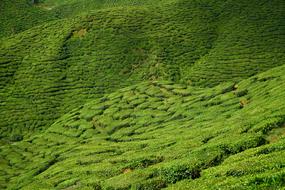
1,0,284,139
1,64,284,189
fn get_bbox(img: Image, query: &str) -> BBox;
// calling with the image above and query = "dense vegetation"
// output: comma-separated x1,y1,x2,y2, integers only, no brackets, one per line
0,0,284,189
1,64,285,189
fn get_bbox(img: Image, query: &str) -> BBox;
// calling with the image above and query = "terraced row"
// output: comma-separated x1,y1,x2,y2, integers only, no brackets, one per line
0,0,217,138
1,0,284,138
0,0,171,38
1,64,284,189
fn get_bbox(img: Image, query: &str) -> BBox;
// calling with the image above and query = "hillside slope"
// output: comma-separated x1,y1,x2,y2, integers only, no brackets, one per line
1,64,285,189
0,0,57,38
1,1,285,189
0,0,284,139
0,0,168,38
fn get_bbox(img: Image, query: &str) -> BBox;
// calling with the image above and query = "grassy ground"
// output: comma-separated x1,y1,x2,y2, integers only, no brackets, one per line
1,64,284,189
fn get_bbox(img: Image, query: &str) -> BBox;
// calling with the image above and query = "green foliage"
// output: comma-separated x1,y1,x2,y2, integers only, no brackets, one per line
0,0,285,189
10,134,24,142
1,0,284,138
0,64,285,189
158,164,200,184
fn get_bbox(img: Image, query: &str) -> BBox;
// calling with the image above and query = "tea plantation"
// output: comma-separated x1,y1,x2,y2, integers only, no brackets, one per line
0,0,284,189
